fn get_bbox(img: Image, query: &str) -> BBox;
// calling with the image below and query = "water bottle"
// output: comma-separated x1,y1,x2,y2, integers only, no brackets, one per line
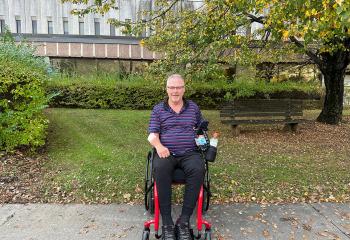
209,132,219,147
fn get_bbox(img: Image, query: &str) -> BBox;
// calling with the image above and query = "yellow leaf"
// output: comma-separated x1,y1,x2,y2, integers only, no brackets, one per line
335,0,343,5
123,193,131,201
282,30,289,39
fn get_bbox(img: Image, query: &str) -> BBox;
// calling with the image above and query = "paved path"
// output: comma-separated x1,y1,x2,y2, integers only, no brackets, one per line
0,203,350,240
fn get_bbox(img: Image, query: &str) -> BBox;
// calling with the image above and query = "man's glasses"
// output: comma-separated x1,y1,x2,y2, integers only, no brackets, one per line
167,86,185,90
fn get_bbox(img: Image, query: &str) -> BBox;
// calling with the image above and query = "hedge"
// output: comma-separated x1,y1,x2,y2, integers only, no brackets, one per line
46,81,321,110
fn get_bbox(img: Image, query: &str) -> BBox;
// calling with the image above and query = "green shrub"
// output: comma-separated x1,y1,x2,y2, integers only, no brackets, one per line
0,35,51,152
47,81,165,109
46,76,321,110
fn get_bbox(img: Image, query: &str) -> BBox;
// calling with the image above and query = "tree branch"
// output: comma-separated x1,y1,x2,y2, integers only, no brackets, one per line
246,14,265,24
257,30,271,51
144,0,180,23
289,36,323,68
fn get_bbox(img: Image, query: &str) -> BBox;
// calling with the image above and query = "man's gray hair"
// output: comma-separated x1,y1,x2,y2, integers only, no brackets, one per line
166,74,185,85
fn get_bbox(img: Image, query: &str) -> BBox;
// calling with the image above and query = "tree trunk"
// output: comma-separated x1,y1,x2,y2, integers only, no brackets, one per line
317,51,349,124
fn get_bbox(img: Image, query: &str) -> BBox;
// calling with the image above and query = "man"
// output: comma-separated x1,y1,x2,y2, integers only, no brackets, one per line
148,74,205,240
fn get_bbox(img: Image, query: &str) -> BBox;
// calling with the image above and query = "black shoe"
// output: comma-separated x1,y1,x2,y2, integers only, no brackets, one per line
162,225,176,240
175,222,192,240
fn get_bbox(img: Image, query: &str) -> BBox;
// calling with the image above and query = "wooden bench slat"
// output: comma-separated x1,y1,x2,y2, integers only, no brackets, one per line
222,104,303,108
221,111,303,116
221,119,303,125
220,108,303,113
225,99,303,103
230,105,302,110
230,112,303,117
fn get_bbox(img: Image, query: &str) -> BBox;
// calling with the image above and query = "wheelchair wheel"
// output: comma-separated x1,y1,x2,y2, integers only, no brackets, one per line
144,150,155,214
204,229,212,240
190,228,194,238
202,162,210,213
141,229,150,240
148,186,155,214
202,187,209,213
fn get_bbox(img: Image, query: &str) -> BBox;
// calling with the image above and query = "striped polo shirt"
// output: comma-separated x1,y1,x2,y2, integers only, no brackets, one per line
148,99,203,155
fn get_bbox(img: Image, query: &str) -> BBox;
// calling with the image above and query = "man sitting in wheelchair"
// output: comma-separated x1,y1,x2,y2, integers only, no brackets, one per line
147,74,217,240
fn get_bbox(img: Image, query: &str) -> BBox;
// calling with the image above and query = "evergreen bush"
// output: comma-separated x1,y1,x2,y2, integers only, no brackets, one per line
0,30,51,151
46,78,321,110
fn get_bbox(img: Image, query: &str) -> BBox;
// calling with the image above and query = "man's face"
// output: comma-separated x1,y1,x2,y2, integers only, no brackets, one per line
166,77,185,104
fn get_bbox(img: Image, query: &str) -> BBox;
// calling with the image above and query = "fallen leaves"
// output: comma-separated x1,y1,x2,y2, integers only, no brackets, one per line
341,212,350,220
342,223,350,232
302,223,312,231
317,230,341,240
210,116,350,205
262,229,270,237
123,193,131,202
1,116,350,205
0,150,46,204
110,225,135,238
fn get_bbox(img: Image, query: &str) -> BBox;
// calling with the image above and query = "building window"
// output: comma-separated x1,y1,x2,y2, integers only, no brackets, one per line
141,19,147,37
0,19,5,33
32,19,37,34
48,20,53,34
79,21,84,35
63,19,69,35
110,24,115,36
124,18,131,36
16,19,21,33
94,19,100,35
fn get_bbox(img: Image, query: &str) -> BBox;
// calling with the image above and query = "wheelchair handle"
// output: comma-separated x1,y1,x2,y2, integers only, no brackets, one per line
195,120,209,135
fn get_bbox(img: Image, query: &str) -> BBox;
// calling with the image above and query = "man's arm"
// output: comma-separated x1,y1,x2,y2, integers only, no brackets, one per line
147,133,170,158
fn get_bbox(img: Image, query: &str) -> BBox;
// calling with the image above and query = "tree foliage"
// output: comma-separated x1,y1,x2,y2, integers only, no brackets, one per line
64,0,350,124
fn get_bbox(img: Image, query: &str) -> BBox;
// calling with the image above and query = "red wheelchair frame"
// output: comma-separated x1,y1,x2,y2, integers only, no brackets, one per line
142,148,213,240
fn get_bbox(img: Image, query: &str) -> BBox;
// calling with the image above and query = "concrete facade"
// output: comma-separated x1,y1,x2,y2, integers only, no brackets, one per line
0,0,134,36
0,0,206,36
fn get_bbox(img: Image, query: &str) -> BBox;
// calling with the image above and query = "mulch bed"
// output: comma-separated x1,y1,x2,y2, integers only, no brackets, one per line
0,151,47,204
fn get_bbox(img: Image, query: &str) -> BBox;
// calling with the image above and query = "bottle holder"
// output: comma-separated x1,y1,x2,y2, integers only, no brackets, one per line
205,146,217,162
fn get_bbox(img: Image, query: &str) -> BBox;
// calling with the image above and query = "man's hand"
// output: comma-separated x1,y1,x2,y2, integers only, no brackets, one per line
156,145,171,158
148,133,170,158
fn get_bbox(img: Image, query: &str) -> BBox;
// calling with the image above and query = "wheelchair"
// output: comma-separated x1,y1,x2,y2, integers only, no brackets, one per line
142,120,217,240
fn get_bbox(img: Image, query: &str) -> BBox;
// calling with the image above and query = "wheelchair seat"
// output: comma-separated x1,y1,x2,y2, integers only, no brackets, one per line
145,147,212,215
172,167,186,184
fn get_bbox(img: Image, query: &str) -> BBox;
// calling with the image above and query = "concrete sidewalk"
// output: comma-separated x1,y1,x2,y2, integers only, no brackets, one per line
0,203,349,240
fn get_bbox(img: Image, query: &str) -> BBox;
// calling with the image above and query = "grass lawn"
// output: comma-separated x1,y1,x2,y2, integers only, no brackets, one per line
43,108,350,204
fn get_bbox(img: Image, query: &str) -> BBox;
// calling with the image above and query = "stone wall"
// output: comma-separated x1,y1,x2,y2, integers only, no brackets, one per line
50,58,149,75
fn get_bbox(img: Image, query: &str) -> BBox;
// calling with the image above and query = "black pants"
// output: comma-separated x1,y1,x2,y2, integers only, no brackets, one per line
153,150,205,219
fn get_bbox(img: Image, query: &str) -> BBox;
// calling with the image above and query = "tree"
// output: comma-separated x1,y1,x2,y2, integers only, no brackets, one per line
64,0,350,124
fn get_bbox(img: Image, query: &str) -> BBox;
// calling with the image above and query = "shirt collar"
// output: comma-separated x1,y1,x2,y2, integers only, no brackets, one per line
163,97,189,113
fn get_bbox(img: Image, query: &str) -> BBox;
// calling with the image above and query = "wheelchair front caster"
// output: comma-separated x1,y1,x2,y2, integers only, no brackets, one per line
142,229,150,240
204,229,211,240
190,228,197,239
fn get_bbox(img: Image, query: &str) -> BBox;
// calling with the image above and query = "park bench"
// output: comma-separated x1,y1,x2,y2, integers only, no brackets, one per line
220,99,304,135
